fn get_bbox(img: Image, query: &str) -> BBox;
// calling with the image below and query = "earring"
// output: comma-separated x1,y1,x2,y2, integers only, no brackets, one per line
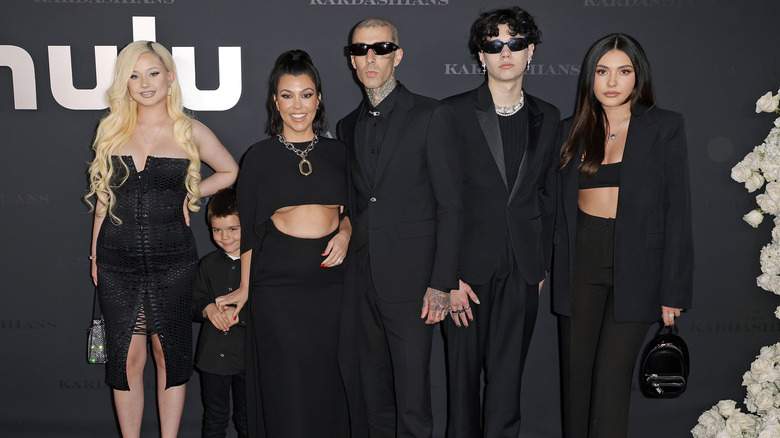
480,62,486,75
526,58,532,71
167,84,172,96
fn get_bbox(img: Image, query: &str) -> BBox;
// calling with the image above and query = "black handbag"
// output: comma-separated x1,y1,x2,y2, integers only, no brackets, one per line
86,288,107,364
639,322,689,398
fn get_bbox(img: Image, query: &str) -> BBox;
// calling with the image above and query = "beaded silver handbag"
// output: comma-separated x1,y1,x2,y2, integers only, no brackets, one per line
87,289,107,364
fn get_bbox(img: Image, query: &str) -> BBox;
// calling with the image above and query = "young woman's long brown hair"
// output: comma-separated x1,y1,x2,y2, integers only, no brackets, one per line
559,33,656,175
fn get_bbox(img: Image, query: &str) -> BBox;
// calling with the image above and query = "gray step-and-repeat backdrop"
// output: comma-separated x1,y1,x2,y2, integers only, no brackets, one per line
2,0,779,436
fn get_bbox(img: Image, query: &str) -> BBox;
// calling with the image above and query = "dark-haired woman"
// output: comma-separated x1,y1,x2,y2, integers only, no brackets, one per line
215,50,352,437
552,34,693,438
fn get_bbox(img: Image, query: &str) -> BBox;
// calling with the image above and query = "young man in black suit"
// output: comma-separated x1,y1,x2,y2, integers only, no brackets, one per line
443,7,560,437
336,17,462,438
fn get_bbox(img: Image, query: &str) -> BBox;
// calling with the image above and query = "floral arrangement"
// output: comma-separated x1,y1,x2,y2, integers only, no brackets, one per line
691,90,780,437
731,89,780,294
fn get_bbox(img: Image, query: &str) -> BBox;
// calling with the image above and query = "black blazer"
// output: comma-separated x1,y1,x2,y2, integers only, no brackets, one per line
551,107,693,322
337,84,462,301
445,83,560,285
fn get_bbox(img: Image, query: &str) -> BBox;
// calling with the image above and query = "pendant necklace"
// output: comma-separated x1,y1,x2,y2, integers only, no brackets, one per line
495,91,525,117
138,118,168,145
278,134,318,176
608,118,629,141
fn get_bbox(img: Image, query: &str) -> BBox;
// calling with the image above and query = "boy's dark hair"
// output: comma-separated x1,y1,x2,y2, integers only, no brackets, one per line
468,6,541,60
207,188,238,223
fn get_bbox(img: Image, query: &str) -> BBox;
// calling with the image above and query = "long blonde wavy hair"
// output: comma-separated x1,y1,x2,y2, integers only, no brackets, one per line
84,41,201,224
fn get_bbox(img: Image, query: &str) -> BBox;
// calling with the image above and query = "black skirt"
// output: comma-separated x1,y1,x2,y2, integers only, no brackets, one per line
245,220,349,437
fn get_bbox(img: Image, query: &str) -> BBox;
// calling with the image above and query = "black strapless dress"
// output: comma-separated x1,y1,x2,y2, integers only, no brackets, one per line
96,155,197,391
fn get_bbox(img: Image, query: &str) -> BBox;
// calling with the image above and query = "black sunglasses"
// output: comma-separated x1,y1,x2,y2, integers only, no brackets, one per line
349,42,399,56
481,38,530,54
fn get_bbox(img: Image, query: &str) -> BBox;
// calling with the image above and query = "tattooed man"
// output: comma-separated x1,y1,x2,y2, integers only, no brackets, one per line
337,17,462,438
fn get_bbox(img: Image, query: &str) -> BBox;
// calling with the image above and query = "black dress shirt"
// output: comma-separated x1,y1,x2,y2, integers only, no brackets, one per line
192,250,247,376
355,87,400,182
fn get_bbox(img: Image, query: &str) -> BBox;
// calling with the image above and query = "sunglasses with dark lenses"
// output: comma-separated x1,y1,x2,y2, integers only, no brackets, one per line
481,38,530,54
349,42,399,56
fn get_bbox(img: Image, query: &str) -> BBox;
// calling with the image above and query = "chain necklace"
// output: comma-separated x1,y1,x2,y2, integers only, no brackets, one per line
138,118,168,145
608,118,630,141
278,134,318,176
494,91,525,117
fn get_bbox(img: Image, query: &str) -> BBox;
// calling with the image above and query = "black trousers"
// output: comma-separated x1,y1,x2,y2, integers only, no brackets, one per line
445,238,539,438
200,371,248,438
358,255,435,438
560,210,651,438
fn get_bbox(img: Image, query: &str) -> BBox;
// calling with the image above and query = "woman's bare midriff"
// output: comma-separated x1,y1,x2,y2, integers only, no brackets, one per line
578,187,619,219
270,204,341,238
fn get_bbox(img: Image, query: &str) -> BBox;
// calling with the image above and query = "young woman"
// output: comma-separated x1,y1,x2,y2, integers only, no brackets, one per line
85,41,238,438
215,50,352,437
552,34,693,438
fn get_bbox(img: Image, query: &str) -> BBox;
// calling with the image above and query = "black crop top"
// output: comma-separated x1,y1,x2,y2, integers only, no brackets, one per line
579,161,621,189
236,136,349,252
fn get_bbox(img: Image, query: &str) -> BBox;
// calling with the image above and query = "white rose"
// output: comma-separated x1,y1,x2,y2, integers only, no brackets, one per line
698,408,722,426
752,357,774,376
759,427,780,438
747,382,764,397
725,417,746,435
747,173,767,192
773,224,780,241
717,399,738,417
754,389,775,413
775,117,780,128
745,210,765,228
745,152,761,170
757,91,780,113
690,424,707,438
758,193,780,215
758,274,773,292
775,305,780,320
713,429,730,438
732,163,754,183
770,276,780,294
768,182,780,201
765,166,780,183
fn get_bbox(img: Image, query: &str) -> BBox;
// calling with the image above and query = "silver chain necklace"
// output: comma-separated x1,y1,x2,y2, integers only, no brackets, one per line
277,134,318,176
494,91,525,117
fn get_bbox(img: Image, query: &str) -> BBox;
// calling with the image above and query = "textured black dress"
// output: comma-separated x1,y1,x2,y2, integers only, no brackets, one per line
96,155,198,391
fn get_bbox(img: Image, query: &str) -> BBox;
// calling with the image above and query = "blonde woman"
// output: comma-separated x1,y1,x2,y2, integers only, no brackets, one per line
85,41,238,437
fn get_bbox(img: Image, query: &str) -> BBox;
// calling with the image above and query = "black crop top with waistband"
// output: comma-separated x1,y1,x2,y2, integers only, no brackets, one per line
237,136,349,252
578,161,622,189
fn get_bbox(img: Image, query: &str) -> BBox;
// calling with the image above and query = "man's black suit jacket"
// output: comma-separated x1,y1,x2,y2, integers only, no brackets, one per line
445,82,560,286
337,84,462,301
551,107,693,322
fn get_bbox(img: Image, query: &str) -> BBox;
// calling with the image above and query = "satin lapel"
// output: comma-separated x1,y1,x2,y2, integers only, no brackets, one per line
373,88,413,186
508,98,543,201
474,84,507,188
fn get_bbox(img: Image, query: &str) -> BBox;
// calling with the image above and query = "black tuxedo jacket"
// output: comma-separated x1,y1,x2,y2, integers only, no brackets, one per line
337,84,462,302
445,83,560,286
551,107,693,322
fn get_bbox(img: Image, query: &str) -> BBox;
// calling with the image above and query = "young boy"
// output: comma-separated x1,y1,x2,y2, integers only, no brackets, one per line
192,188,247,438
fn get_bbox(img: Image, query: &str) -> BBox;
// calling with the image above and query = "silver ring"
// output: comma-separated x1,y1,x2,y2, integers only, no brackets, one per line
464,306,470,310
668,313,675,318
338,258,344,263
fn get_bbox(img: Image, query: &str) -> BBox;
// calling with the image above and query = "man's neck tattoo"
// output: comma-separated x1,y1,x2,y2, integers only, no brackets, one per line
367,76,397,107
